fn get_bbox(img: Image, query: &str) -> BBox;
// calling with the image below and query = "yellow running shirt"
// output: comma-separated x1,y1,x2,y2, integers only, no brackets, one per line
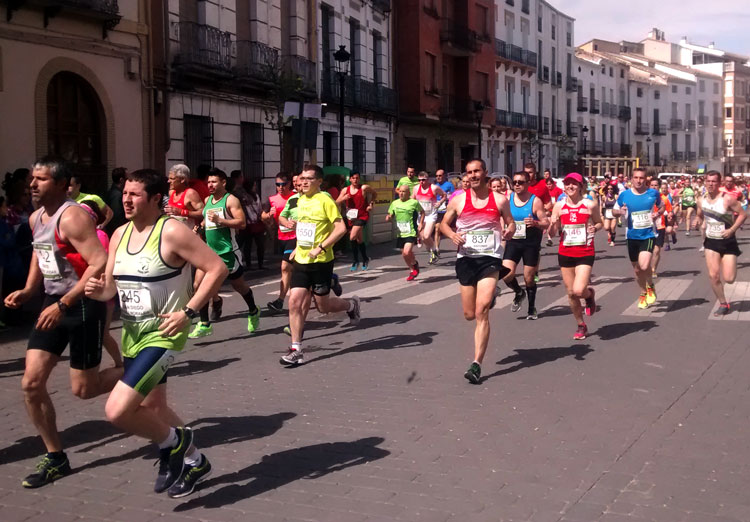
294,191,341,264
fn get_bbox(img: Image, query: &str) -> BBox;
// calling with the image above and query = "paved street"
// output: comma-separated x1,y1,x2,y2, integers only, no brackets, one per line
2,231,750,522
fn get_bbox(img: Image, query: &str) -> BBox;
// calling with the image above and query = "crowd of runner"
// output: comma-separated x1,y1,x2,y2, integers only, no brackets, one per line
2,155,746,497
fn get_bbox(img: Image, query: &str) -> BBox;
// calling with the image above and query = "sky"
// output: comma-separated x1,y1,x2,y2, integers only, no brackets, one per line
555,0,750,57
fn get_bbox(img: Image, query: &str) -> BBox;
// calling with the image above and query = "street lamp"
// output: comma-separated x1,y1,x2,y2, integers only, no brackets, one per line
646,136,652,166
474,101,485,158
332,45,350,167
581,125,589,155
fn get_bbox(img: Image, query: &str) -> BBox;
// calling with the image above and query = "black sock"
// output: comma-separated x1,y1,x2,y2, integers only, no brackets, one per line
47,451,66,461
242,289,258,314
351,240,360,263
506,277,523,294
359,242,368,262
200,304,210,325
527,284,537,311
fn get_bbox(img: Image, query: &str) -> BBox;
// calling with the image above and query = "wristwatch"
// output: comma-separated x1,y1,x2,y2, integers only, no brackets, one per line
57,300,69,314
182,306,198,319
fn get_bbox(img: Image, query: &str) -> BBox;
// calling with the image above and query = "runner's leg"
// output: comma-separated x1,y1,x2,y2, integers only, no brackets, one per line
705,249,726,303
722,254,738,285
22,350,61,452
471,275,498,364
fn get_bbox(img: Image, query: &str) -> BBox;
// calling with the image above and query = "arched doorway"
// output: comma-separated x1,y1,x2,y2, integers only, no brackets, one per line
46,72,107,194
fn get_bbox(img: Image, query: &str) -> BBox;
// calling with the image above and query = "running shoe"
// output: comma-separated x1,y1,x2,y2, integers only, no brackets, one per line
361,262,369,271
526,308,538,320
546,238,553,247
713,303,731,317
428,250,438,265
609,241,615,247
346,296,361,326
665,244,671,251
584,287,596,317
280,348,304,366
154,427,193,493
188,323,213,339
209,297,223,322
464,362,481,384
406,269,419,282
652,270,658,279
646,284,657,305
331,273,343,296
283,326,291,336
573,323,588,340
267,298,284,314
510,289,526,313
247,308,260,333
686,231,690,236
434,249,441,259
637,293,648,309
350,263,359,272
534,274,540,283
167,455,212,498
22,454,71,488
699,246,705,253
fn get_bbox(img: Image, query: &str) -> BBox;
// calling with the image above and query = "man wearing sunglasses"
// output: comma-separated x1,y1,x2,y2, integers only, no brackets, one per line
263,173,296,314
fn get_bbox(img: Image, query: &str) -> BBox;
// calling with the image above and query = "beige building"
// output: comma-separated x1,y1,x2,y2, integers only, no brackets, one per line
0,1,154,194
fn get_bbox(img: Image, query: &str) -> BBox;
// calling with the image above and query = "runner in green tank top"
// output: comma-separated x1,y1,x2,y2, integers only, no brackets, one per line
386,185,425,280
85,169,228,498
681,185,698,235
189,168,261,338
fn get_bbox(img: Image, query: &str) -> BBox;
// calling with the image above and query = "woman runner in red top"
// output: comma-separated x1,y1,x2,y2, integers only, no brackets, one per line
336,172,376,271
549,172,603,340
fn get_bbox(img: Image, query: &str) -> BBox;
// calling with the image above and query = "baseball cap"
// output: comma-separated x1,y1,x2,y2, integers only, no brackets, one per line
563,172,584,185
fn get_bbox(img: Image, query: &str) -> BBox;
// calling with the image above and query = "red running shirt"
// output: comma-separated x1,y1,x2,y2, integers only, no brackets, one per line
558,200,595,257
527,179,551,205
269,192,295,240
343,186,369,221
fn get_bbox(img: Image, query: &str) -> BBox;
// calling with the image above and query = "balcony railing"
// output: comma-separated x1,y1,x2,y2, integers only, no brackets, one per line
577,96,588,112
618,106,631,120
670,118,683,130
4,0,122,37
567,121,579,137
687,151,697,161
542,116,550,135
321,73,397,114
235,40,279,81
552,118,562,135
175,22,232,72
634,122,649,135
603,142,613,155
610,104,619,118
523,114,538,130
698,115,709,126
496,109,510,127
282,55,316,92
440,21,479,54
653,123,666,135
372,0,391,13
440,95,477,122
602,102,610,116
672,151,684,161
621,144,632,156
590,99,600,114
566,76,578,92
699,147,710,158
539,66,550,83
592,141,603,154
686,120,696,131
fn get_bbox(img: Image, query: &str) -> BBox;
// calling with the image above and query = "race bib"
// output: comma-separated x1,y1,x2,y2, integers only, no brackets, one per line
562,224,587,246
464,230,495,254
296,221,316,248
706,221,725,240
604,208,614,219
396,221,412,235
33,243,62,279
117,282,154,320
419,200,434,214
631,210,653,230
205,208,225,229
346,208,359,220
513,221,527,240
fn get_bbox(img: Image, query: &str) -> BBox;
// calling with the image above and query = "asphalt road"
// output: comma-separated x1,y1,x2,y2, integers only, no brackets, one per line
1,230,749,522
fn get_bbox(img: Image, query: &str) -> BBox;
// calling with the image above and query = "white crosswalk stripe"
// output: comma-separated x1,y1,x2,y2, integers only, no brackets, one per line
356,269,453,299
709,281,750,321
622,278,691,317
264,265,401,295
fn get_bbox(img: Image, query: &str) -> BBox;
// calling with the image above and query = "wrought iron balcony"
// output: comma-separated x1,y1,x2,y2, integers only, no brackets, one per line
235,40,279,81
672,151,684,161
175,22,233,73
618,106,631,120
522,50,538,68
602,102,611,116
321,72,397,114
372,0,391,13
567,121,579,137
621,144,632,156
566,76,578,92
495,39,536,69
550,71,561,87
698,115,709,126
541,116,550,135
653,123,666,135
440,21,479,54
440,95,477,122
687,151,697,161
634,122,649,135
670,118,683,130
686,119,696,131
590,99,600,114
609,104,618,118
496,109,510,127
3,0,122,37
552,119,562,135
699,147,710,158
281,55,316,93
577,96,588,112
603,142,613,155
592,141,603,154
496,110,535,131
523,114,538,130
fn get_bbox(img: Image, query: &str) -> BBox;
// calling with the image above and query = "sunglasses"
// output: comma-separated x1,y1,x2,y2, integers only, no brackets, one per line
418,178,428,181
512,180,526,185
275,182,288,187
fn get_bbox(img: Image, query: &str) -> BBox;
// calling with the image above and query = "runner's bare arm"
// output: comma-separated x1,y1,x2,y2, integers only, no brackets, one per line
724,197,746,238
548,201,563,237
531,196,549,230
4,211,43,307
439,195,464,245
335,187,349,204
217,194,246,229
99,201,114,229
58,206,108,307
185,188,205,220
497,195,516,240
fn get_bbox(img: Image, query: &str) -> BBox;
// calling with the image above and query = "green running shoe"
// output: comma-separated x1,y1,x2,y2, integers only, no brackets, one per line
22,454,71,488
464,362,481,384
167,454,212,498
188,323,213,339
247,308,260,333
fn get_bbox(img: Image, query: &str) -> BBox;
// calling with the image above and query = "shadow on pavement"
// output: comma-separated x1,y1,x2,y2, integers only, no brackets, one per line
536,305,570,319
482,344,593,382
0,356,25,378
668,297,709,312
593,254,627,261
75,412,297,472
298,315,419,343
174,437,390,510
657,269,701,277
169,357,242,378
301,330,437,365
0,420,120,466
593,320,658,341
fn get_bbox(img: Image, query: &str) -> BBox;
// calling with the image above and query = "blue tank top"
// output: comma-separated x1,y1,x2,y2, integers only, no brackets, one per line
510,193,537,221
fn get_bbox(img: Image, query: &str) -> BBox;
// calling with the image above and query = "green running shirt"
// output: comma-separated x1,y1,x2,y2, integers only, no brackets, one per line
388,198,423,237
203,193,239,256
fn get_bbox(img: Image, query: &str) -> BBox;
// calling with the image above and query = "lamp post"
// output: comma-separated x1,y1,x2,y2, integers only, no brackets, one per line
581,125,589,155
332,45,350,167
474,101,485,158
646,135,652,166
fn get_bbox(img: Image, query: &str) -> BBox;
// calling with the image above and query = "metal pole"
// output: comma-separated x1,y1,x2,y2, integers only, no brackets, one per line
296,103,306,173
339,73,345,167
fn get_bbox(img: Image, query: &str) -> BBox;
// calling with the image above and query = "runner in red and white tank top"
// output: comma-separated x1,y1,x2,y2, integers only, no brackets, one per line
440,159,515,385
549,173,603,341
412,172,447,264
166,166,204,230
336,172,376,271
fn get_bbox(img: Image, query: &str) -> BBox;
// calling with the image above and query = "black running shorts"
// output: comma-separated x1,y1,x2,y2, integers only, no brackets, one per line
558,254,595,268
455,256,510,287
627,238,655,262
290,260,334,296
503,239,541,267
704,237,741,257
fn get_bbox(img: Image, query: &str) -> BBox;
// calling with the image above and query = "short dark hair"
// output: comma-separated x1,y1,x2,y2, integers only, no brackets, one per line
275,172,291,184
126,169,168,204
706,170,722,181
467,158,487,171
632,167,647,176
230,170,242,179
208,167,227,181
111,167,127,184
523,162,537,172
32,156,72,184
349,171,361,178
303,164,325,180
513,171,530,182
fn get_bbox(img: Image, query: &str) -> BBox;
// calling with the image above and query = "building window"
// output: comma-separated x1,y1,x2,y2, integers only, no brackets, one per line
521,0,530,15
184,115,213,172
323,131,338,166
726,107,733,119
637,87,643,98
373,31,382,85
476,72,490,103
476,5,489,40
566,31,572,46
505,0,514,6
654,90,660,100
686,86,691,95
714,82,719,94
375,137,387,173
425,52,437,93
551,24,556,40
352,135,366,173
436,140,454,171
240,122,264,179
699,80,705,93
405,138,427,172
620,69,624,78
349,19,360,78
609,67,613,77
672,85,677,93
537,15,542,32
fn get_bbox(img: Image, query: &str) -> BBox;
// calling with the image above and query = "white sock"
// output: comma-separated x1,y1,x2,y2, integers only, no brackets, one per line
291,342,302,352
347,300,355,312
158,427,178,449
184,448,201,466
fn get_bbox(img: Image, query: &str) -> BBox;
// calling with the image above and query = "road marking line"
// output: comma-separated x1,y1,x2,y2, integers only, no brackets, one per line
356,268,454,299
541,281,621,312
622,278,691,317
265,265,402,295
